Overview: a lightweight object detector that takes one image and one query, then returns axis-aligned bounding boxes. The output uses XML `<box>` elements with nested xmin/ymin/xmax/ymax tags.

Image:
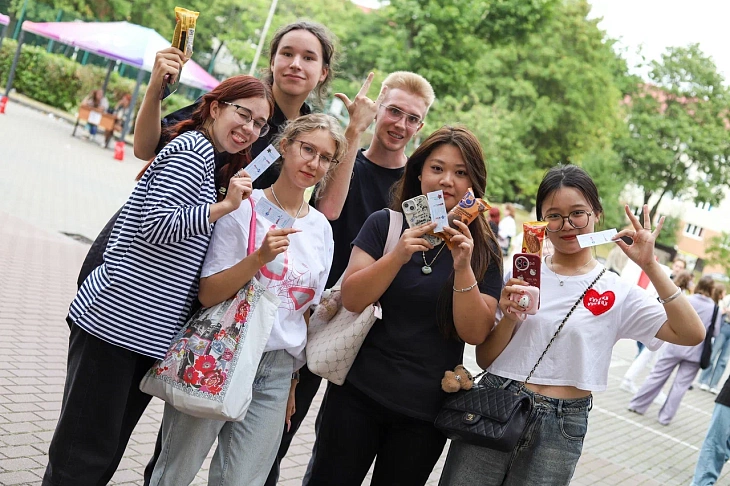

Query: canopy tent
<box><xmin>0</xmin><ymin>13</ymin><xmax>9</xmax><ymax>25</ymax></box>
<box><xmin>22</xmin><ymin>20</ymin><xmax>218</xmax><ymax>91</ymax></box>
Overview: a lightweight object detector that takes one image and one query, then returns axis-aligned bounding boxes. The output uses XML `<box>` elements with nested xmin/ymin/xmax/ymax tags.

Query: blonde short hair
<box><xmin>382</xmin><ymin>71</ymin><xmax>435</xmax><ymax>112</ymax></box>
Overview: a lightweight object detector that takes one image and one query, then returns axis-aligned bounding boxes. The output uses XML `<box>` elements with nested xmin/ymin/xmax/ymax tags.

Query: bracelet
<box><xmin>453</xmin><ymin>281</ymin><xmax>479</xmax><ymax>293</ymax></box>
<box><xmin>292</xmin><ymin>370</ymin><xmax>300</xmax><ymax>383</ymax></box>
<box><xmin>657</xmin><ymin>287</ymin><xmax>682</xmax><ymax>305</ymax></box>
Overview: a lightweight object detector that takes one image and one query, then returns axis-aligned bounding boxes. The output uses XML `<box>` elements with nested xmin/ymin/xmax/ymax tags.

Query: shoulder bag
<box><xmin>434</xmin><ymin>268</ymin><xmax>606</xmax><ymax>452</ymax></box>
<box><xmin>306</xmin><ymin>209</ymin><xmax>403</xmax><ymax>385</ymax></box>
<box><xmin>140</xmin><ymin>198</ymin><xmax>280</xmax><ymax>421</ymax></box>
<box><xmin>701</xmin><ymin>304</ymin><xmax>720</xmax><ymax>370</ymax></box>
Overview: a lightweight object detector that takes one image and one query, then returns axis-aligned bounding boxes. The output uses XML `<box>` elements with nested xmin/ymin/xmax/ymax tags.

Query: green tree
<box><xmin>614</xmin><ymin>44</ymin><xmax>730</xmax><ymax>221</ymax></box>
<box><xmin>705</xmin><ymin>232</ymin><xmax>730</xmax><ymax>276</ymax></box>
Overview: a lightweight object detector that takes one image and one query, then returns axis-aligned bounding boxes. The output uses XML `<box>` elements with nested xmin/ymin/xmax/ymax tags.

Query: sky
<box><xmin>588</xmin><ymin>0</ymin><xmax>729</xmax><ymax>80</ymax></box>
<box><xmin>351</xmin><ymin>0</ymin><xmax>730</xmax><ymax>81</ymax></box>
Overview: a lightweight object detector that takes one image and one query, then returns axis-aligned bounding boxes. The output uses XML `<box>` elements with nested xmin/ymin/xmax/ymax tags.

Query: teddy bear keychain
<box><xmin>441</xmin><ymin>364</ymin><xmax>475</xmax><ymax>393</ymax></box>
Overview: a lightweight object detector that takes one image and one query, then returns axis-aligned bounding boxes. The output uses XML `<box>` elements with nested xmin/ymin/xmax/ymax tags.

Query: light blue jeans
<box><xmin>691</xmin><ymin>403</ymin><xmax>730</xmax><ymax>486</ymax></box>
<box><xmin>149</xmin><ymin>350</ymin><xmax>294</xmax><ymax>486</ymax></box>
<box><xmin>438</xmin><ymin>374</ymin><xmax>591</xmax><ymax>486</ymax></box>
<box><xmin>700</xmin><ymin>321</ymin><xmax>730</xmax><ymax>389</ymax></box>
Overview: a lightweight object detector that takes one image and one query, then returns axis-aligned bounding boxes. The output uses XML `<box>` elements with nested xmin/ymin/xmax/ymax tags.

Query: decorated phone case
<box><xmin>513</xmin><ymin>253</ymin><xmax>541</xmax><ymax>309</ymax></box>
<box><xmin>402</xmin><ymin>195</ymin><xmax>442</xmax><ymax>246</ymax></box>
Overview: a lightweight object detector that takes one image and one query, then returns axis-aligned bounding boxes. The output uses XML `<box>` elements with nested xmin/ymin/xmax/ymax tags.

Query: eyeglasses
<box><xmin>293</xmin><ymin>140</ymin><xmax>338</xmax><ymax>167</ymax></box>
<box><xmin>542</xmin><ymin>210</ymin><xmax>593</xmax><ymax>232</ymax></box>
<box><xmin>222</xmin><ymin>102</ymin><xmax>270</xmax><ymax>137</ymax></box>
<box><xmin>380</xmin><ymin>104</ymin><xmax>423</xmax><ymax>128</ymax></box>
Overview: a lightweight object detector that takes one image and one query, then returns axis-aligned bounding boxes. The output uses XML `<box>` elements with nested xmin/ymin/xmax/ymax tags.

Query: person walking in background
<box><xmin>81</xmin><ymin>88</ymin><xmax>109</xmax><ymax>139</ymax></box>
<box><xmin>691</xmin><ymin>375</ymin><xmax>730</xmax><ymax>485</ymax></box>
<box><xmin>497</xmin><ymin>203</ymin><xmax>516</xmax><ymax>256</ymax></box>
<box><xmin>699</xmin><ymin>284</ymin><xmax>729</xmax><ymax>394</ymax></box>
<box><xmin>488</xmin><ymin>206</ymin><xmax>500</xmax><ymax>239</ymax></box>
<box><xmin>104</xmin><ymin>93</ymin><xmax>132</xmax><ymax>148</ymax></box>
<box><xmin>43</xmin><ymin>75</ymin><xmax>273</xmax><ymax>486</ymax></box>
<box><xmin>628</xmin><ymin>276</ymin><xmax>722</xmax><ymax>426</ymax></box>
<box><xmin>670</xmin><ymin>257</ymin><xmax>687</xmax><ymax>280</ymax></box>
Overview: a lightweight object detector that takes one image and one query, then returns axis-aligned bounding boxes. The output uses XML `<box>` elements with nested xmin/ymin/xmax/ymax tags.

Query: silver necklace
<box><xmin>421</xmin><ymin>244</ymin><xmax>447</xmax><ymax>275</ymax></box>
<box><xmin>546</xmin><ymin>255</ymin><xmax>595</xmax><ymax>286</ymax></box>
<box><xmin>270</xmin><ymin>186</ymin><xmax>306</xmax><ymax>219</ymax></box>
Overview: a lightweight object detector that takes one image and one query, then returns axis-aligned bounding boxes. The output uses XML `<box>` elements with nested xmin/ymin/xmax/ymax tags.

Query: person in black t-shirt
<box><xmin>692</xmin><ymin>377</ymin><xmax>730</xmax><ymax>485</ymax></box>
<box><xmin>267</xmin><ymin>71</ymin><xmax>436</xmax><ymax>486</ymax></box>
<box><xmin>305</xmin><ymin>126</ymin><xmax>503</xmax><ymax>486</ymax></box>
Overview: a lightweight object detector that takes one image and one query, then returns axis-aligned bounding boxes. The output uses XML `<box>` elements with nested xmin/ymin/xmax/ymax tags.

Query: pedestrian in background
<box><xmin>699</xmin><ymin>284</ymin><xmax>729</xmax><ymax>394</ymax></box>
<box><xmin>628</xmin><ymin>276</ymin><xmax>722</xmax><ymax>426</ymax></box>
<box><xmin>498</xmin><ymin>203</ymin><xmax>516</xmax><ymax>256</ymax></box>
<box><xmin>691</xmin><ymin>374</ymin><xmax>730</xmax><ymax>485</ymax></box>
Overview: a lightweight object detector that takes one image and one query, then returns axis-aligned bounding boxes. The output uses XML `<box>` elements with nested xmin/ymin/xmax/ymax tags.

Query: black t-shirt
<box><xmin>325</xmin><ymin>150</ymin><xmax>404</xmax><ymax>288</ymax></box>
<box><xmin>346</xmin><ymin>209</ymin><xmax>503</xmax><ymax>421</ymax></box>
<box><xmin>76</xmin><ymin>100</ymin><xmax>311</xmax><ymax>288</ymax></box>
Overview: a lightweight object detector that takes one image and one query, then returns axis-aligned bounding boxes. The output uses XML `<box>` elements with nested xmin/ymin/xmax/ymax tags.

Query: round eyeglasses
<box><xmin>293</xmin><ymin>140</ymin><xmax>338</xmax><ymax>167</ymax></box>
<box><xmin>222</xmin><ymin>101</ymin><xmax>270</xmax><ymax>137</ymax></box>
<box><xmin>542</xmin><ymin>210</ymin><xmax>593</xmax><ymax>232</ymax></box>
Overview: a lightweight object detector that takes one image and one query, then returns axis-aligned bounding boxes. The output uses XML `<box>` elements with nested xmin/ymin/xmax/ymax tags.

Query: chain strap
<box><xmin>522</xmin><ymin>268</ymin><xmax>605</xmax><ymax>388</ymax></box>
<box><xmin>470</xmin><ymin>268</ymin><xmax>606</xmax><ymax>387</ymax></box>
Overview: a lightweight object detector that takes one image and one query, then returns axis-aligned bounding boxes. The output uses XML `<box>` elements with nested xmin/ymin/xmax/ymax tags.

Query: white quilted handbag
<box><xmin>306</xmin><ymin>209</ymin><xmax>403</xmax><ymax>385</ymax></box>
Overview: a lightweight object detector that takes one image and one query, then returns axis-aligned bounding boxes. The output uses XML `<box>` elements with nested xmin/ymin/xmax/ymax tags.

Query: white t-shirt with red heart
<box><xmin>488</xmin><ymin>262</ymin><xmax>667</xmax><ymax>392</ymax></box>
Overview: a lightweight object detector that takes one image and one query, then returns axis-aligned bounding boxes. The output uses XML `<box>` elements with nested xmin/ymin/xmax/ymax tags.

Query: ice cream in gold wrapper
<box><xmin>522</xmin><ymin>221</ymin><xmax>548</xmax><ymax>257</ymax></box>
<box><xmin>172</xmin><ymin>7</ymin><xmax>199</xmax><ymax>59</ymax></box>
<box><xmin>435</xmin><ymin>188</ymin><xmax>490</xmax><ymax>249</ymax></box>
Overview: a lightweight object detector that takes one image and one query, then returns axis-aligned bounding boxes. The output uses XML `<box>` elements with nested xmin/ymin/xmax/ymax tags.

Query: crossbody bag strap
<box><xmin>522</xmin><ymin>268</ymin><xmax>606</xmax><ymax>387</ymax></box>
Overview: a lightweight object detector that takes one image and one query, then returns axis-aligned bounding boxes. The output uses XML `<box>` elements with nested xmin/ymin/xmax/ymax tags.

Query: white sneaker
<box><xmin>700</xmin><ymin>383</ymin><xmax>710</xmax><ymax>391</ymax></box>
<box><xmin>620</xmin><ymin>379</ymin><xmax>637</xmax><ymax>394</ymax></box>
<box><xmin>711</xmin><ymin>388</ymin><xmax>720</xmax><ymax>395</ymax></box>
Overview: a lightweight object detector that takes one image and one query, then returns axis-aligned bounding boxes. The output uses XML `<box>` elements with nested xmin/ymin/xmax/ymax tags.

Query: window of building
<box><xmin>683</xmin><ymin>223</ymin><xmax>704</xmax><ymax>238</ymax></box>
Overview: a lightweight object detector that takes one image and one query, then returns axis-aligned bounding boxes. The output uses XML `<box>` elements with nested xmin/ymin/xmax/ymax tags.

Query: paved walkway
<box><xmin>1</xmin><ymin>99</ymin><xmax>729</xmax><ymax>485</ymax></box>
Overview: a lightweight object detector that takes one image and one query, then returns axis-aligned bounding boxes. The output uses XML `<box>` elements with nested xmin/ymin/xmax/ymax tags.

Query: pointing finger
<box><xmin>357</xmin><ymin>72</ymin><xmax>375</xmax><ymax>97</ymax></box>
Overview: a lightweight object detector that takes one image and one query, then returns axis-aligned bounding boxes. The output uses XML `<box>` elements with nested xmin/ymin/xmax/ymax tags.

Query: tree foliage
<box><xmin>614</xmin><ymin>44</ymin><xmax>730</xmax><ymax>221</ymax></box>
<box><xmin>705</xmin><ymin>232</ymin><xmax>730</xmax><ymax>277</ymax></box>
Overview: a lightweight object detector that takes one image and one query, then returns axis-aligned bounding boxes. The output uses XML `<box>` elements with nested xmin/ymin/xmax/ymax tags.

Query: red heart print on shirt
<box><xmin>583</xmin><ymin>289</ymin><xmax>615</xmax><ymax>316</ymax></box>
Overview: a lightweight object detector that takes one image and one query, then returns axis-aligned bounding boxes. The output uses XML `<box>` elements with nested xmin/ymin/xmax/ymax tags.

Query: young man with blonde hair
<box><xmin>265</xmin><ymin>70</ymin><xmax>434</xmax><ymax>485</ymax></box>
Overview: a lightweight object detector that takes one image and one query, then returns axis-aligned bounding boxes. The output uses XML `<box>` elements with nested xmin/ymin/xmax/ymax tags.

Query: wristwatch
<box><xmin>292</xmin><ymin>370</ymin><xmax>300</xmax><ymax>383</ymax></box>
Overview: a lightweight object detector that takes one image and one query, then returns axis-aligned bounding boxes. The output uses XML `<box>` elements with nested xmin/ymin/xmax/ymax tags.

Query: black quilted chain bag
<box><xmin>434</xmin><ymin>269</ymin><xmax>606</xmax><ymax>452</ymax></box>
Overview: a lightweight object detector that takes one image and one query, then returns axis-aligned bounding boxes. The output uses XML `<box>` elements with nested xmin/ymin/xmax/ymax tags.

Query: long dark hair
<box><xmin>136</xmin><ymin>75</ymin><xmax>274</xmax><ymax>187</ymax></box>
<box><xmin>391</xmin><ymin>126</ymin><xmax>503</xmax><ymax>340</ymax></box>
<box><xmin>263</xmin><ymin>21</ymin><xmax>337</xmax><ymax>107</ymax></box>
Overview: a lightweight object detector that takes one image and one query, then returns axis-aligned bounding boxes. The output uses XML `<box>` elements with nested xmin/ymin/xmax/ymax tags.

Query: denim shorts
<box><xmin>438</xmin><ymin>373</ymin><xmax>591</xmax><ymax>486</ymax></box>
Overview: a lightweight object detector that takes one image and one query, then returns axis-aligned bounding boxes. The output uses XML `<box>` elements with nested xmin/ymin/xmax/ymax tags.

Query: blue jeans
<box><xmin>149</xmin><ymin>350</ymin><xmax>294</xmax><ymax>486</ymax></box>
<box><xmin>438</xmin><ymin>374</ymin><xmax>591</xmax><ymax>486</ymax></box>
<box><xmin>691</xmin><ymin>403</ymin><xmax>730</xmax><ymax>486</ymax></box>
<box><xmin>700</xmin><ymin>322</ymin><xmax>730</xmax><ymax>389</ymax></box>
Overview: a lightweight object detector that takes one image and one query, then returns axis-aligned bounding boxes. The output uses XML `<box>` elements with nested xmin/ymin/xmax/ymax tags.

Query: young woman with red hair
<box><xmin>43</xmin><ymin>75</ymin><xmax>274</xmax><ymax>486</ymax></box>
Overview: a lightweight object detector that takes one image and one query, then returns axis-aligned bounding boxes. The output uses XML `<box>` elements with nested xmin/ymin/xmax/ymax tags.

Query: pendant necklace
<box><xmin>546</xmin><ymin>255</ymin><xmax>595</xmax><ymax>286</ymax></box>
<box><xmin>421</xmin><ymin>244</ymin><xmax>447</xmax><ymax>275</ymax></box>
<box><xmin>270</xmin><ymin>186</ymin><xmax>306</xmax><ymax>219</ymax></box>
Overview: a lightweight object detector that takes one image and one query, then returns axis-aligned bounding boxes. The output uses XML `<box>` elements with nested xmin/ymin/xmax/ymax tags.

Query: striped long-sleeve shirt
<box><xmin>69</xmin><ymin>130</ymin><xmax>217</xmax><ymax>358</ymax></box>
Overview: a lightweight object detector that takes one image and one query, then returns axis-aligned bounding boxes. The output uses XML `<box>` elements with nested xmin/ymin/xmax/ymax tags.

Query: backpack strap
<box><xmin>384</xmin><ymin>209</ymin><xmax>403</xmax><ymax>256</ymax></box>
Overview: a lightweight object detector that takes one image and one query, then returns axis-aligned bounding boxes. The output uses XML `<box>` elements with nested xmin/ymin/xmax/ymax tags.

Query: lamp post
<box><xmin>249</xmin><ymin>0</ymin><xmax>279</xmax><ymax>76</ymax></box>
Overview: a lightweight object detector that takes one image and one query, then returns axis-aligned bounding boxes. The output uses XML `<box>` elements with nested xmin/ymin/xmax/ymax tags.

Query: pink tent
<box><xmin>0</xmin><ymin>13</ymin><xmax>9</xmax><ymax>26</ymax></box>
<box><xmin>22</xmin><ymin>20</ymin><xmax>218</xmax><ymax>91</ymax></box>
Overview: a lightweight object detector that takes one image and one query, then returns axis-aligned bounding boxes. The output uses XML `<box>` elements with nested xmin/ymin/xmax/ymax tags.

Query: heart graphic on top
<box><xmin>261</xmin><ymin>250</ymin><xmax>288</xmax><ymax>281</ymax></box>
<box><xmin>289</xmin><ymin>287</ymin><xmax>316</xmax><ymax>310</ymax></box>
<box><xmin>583</xmin><ymin>289</ymin><xmax>615</xmax><ymax>316</ymax></box>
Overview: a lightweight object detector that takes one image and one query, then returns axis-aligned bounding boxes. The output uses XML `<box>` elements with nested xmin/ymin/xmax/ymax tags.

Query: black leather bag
<box><xmin>700</xmin><ymin>305</ymin><xmax>720</xmax><ymax>370</ymax></box>
<box><xmin>435</xmin><ymin>381</ymin><xmax>531</xmax><ymax>451</ymax></box>
<box><xmin>435</xmin><ymin>269</ymin><xmax>606</xmax><ymax>451</ymax></box>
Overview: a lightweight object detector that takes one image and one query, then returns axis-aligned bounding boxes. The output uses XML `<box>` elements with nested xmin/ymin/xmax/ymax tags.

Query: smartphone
<box><xmin>402</xmin><ymin>195</ymin><xmax>442</xmax><ymax>246</ymax></box>
<box><xmin>513</xmin><ymin>253</ymin><xmax>541</xmax><ymax>291</ymax></box>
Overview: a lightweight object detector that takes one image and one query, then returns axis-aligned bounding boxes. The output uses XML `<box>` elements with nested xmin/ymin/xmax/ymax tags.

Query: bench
<box><xmin>72</xmin><ymin>105</ymin><xmax>117</xmax><ymax>143</ymax></box>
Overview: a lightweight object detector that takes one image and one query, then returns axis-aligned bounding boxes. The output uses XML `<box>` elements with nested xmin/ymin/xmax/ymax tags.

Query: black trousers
<box><xmin>141</xmin><ymin>363</ymin><xmax>324</xmax><ymax>486</ymax></box>
<box><xmin>305</xmin><ymin>381</ymin><xmax>447</xmax><ymax>486</ymax></box>
<box><xmin>43</xmin><ymin>322</ymin><xmax>156</xmax><ymax>486</ymax></box>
